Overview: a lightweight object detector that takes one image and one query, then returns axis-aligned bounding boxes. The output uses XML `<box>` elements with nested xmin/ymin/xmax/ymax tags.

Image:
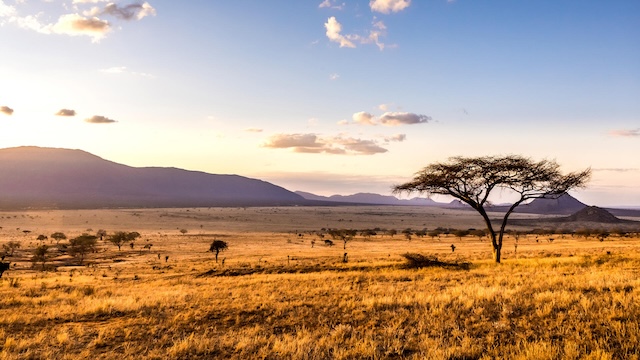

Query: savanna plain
<box><xmin>1</xmin><ymin>206</ymin><xmax>639</xmax><ymax>359</ymax></box>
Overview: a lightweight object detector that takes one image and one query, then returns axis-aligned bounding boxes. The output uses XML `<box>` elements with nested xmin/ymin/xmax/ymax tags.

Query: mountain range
<box><xmin>0</xmin><ymin>146</ymin><xmax>637</xmax><ymax>217</ymax></box>
<box><xmin>0</xmin><ymin>146</ymin><xmax>306</xmax><ymax>209</ymax></box>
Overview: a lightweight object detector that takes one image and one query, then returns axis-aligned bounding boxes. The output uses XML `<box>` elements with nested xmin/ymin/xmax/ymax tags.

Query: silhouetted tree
<box><xmin>50</xmin><ymin>232</ymin><xmax>67</xmax><ymax>244</ymax></box>
<box><xmin>394</xmin><ymin>155</ymin><xmax>590</xmax><ymax>263</ymax></box>
<box><xmin>180</xmin><ymin>229</ymin><xmax>188</xmax><ymax>235</ymax></box>
<box><xmin>96</xmin><ymin>229</ymin><xmax>107</xmax><ymax>241</ymax></box>
<box><xmin>2</xmin><ymin>241</ymin><xmax>20</xmax><ymax>256</ymax></box>
<box><xmin>32</xmin><ymin>245</ymin><xmax>48</xmax><ymax>270</ymax></box>
<box><xmin>109</xmin><ymin>231</ymin><xmax>141</xmax><ymax>251</ymax></box>
<box><xmin>68</xmin><ymin>234</ymin><xmax>97</xmax><ymax>265</ymax></box>
<box><xmin>209</xmin><ymin>240</ymin><xmax>228</xmax><ymax>263</ymax></box>
<box><xmin>36</xmin><ymin>234</ymin><xmax>48</xmax><ymax>242</ymax></box>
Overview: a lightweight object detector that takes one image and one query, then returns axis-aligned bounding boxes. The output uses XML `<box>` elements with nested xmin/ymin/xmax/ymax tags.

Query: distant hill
<box><xmin>294</xmin><ymin>191</ymin><xmax>441</xmax><ymax>206</ymax></box>
<box><xmin>0</xmin><ymin>146</ymin><xmax>307</xmax><ymax>209</ymax></box>
<box><xmin>518</xmin><ymin>193</ymin><xmax>587</xmax><ymax>214</ymax></box>
<box><xmin>564</xmin><ymin>206</ymin><xmax>621</xmax><ymax>223</ymax></box>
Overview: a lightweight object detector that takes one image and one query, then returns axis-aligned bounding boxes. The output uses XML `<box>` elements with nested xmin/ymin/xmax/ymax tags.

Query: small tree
<box><xmin>2</xmin><ymin>241</ymin><xmax>21</xmax><ymax>256</ymax></box>
<box><xmin>209</xmin><ymin>240</ymin><xmax>228</xmax><ymax>263</ymax></box>
<box><xmin>50</xmin><ymin>232</ymin><xmax>67</xmax><ymax>244</ymax></box>
<box><xmin>394</xmin><ymin>155</ymin><xmax>590</xmax><ymax>263</ymax></box>
<box><xmin>96</xmin><ymin>229</ymin><xmax>107</xmax><ymax>241</ymax></box>
<box><xmin>37</xmin><ymin>234</ymin><xmax>48</xmax><ymax>242</ymax></box>
<box><xmin>180</xmin><ymin>229</ymin><xmax>188</xmax><ymax>235</ymax></box>
<box><xmin>32</xmin><ymin>244</ymin><xmax>48</xmax><ymax>270</ymax></box>
<box><xmin>68</xmin><ymin>234</ymin><xmax>97</xmax><ymax>265</ymax></box>
<box><xmin>109</xmin><ymin>231</ymin><xmax>140</xmax><ymax>251</ymax></box>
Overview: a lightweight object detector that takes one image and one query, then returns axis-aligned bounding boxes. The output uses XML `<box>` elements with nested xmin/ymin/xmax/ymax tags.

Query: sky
<box><xmin>0</xmin><ymin>0</ymin><xmax>639</xmax><ymax>206</ymax></box>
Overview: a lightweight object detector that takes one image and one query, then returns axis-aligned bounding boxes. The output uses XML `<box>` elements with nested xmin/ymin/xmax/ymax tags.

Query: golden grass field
<box><xmin>1</xmin><ymin>206</ymin><xmax>639</xmax><ymax>359</ymax></box>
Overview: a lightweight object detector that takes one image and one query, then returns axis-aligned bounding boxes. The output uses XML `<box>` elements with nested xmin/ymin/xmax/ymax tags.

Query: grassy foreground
<box><xmin>0</xmin><ymin>207</ymin><xmax>639</xmax><ymax>359</ymax></box>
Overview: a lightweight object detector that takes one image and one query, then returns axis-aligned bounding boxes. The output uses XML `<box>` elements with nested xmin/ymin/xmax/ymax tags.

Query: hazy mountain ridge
<box><xmin>294</xmin><ymin>191</ymin><xmax>442</xmax><ymax>206</ymax></box>
<box><xmin>0</xmin><ymin>146</ymin><xmax>306</xmax><ymax>209</ymax></box>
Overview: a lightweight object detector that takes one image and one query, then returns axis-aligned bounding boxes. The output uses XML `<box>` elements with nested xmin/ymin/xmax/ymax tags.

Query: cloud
<box><xmin>379</xmin><ymin>112</ymin><xmax>431</xmax><ymax>126</ymax></box>
<box><xmin>609</xmin><ymin>129</ymin><xmax>640</xmax><ymax>137</ymax></box>
<box><xmin>325</xmin><ymin>17</ymin><xmax>355</xmax><ymax>48</ymax></box>
<box><xmin>264</xmin><ymin>133</ymin><xmax>323</xmax><ymax>149</ymax></box>
<box><xmin>1</xmin><ymin>106</ymin><xmax>14</xmax><ymax>115</ymax></box>
<box><xmin>338</xmin><ymin>137</ymin><xmax>388</xmax><ymax>154</ymax></box>
<box><xmin>336</xmin><ymin>119</ymin><xmax>349</xmax><ymax>126</ymax></box>
<box><xmin>1</xmin><ymin>1</ymin><xmax>154</xmax><ymax>41</ymax></box>
<box><xmin>329</xmin><ymin>73</ymin><xmax>340</xmax><ymax>80</ymax></box>
<box><xmin>352</xmin><ymin>111</ymin><xmax>376</xmax><ymax>126</ymax></box>
<box><xmin>85</xmin><ymin>115</ymin><xmax>116</xmax><ymax>124</ymax></box>
<box><xmin>378</xmin><ymin>103</ymin><xmax>390</xmax><ymax>111</ymax></box>
<box><xmin>344</xmin><ymin>110</ymin><xmax>431</xmax><ymax>126</ymax></box>
<box><xmin>55</xmin><ymin>109</ymin><xmax>76</xmax><ymax>116</ymax></box>
<box><xmin>263</xmin><ymin>133</ymin><xmax>390</xmax><ymax>155</ymax></box>
<box><xmin>370</xmin><ymin>0</ymin><xmax>411</xmax><ymax>14</ymax></box>
<box><xmin>318</xmin><ymin>0</ymin><xmax>344</xmax><ymax>9</ymax></box>
<box><xmin>100</xmin><ymin>66</ymin><xmax>155</xmax><ymax>78</ymax></box>
<box><xmin>383</xmin><ymin>134</ymin><xmax>406</xmax><ymax>142</ymax></box>
<box><xmin>593</xmin><ymin>168</ymin><xmax>638</xmax><ymax>173</ymax></box>
<box><xmin>52</xmin><ymin>13</ymin><xmax>110</xmax><ymax>42</ymax></box>
<box><xmin>324</xmin><ymin>16</ymin><xmax>390</xmax><ymax>50</ymax></box>
<box><xmin>244</xmin><ymin>128</ymin><xmax>263</xmax><ymax>133</ymax></box>
<box><xmin>90</xmin><ymin>2</ymin><xmax>156</xmax><ymax>21</ymax></box>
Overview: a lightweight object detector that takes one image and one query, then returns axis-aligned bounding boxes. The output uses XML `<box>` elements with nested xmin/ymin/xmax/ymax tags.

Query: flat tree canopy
<box><xmin>394</xmin><ymin>155</ymin><xmax>590</xmax><ymax>263</ymax></box>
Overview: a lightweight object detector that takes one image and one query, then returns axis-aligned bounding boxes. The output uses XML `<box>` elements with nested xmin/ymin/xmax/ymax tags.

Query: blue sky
<box><xmin>1</xmin><ymin>0</ymin><xmax>638</xmax><ymax>206</ymax></box>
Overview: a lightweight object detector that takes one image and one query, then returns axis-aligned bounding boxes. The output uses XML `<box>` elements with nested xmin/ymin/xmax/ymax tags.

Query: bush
<box><xmin>401</xmin><ymin>253</ymin><xmax>470</xmax><ymax>270</ymax></box>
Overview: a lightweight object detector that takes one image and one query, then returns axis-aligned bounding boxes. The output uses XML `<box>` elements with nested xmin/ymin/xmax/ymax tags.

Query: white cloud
<box><xmin>1</xmin><ymin>1</ymin><xmax>154</xmax><ymax>41</ymax></box>
<box><xmin>329</xmin><ymin>73</ymin><xmax>340</xmax><ymax>80</ymax></box>
<box><xmin>379</xmin><ymin>112</ymin><xmax>431</xmax><ymax>126</ymax></box>
<box><xmin>263</xmin><ymin>133</ymin><xmax>389</xmax><ymax>155</ymax></box>
<box><xmin>52</xmin><ymin>13</ymin><xmax>110</xmax><ymax>42</ymax></box>
<box><xmin>378</xmin><ymin>103</ymin><xmax>390</xmax><ymax>111</ymax></box>
<box><xmin>352</xmin><ymin>111</ymin><xmax>376</xmax><ymax>126</ymax></box>
<box><xmin>244</xmin><ymin>128</ymin><xmax>263</xmax><ymax>133</ymax></box>
<box><xmin>325</xmin><ymin>16</ymin><xmax>355</xmax><ymax>48</ymax></box>
<box><xmin>370</xmin><ymin>0</ymin><xmax>411</xmax><ymax>14</ymax></box>
<box><xmin>319</xmin><ymin>0</ymin><xmax>344</xmax><ymax>10</ymax></box>
<box><xmin>100</xmin><ymin>66</ymin><xmax>155</xmax><ymax>78</ymax></box>
<box><xmin>0</xmin><ymin>1</ymin><xmax>17</xmax><ymax>18</ymax></box>
<box><xmin>324</xmin><ymin>16</ymin><xmax>390</xmax><ymax>50</ymax></box>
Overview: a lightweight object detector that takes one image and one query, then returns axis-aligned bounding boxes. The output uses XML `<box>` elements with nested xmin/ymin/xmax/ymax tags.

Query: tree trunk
<box><xmin>493</xmin><ymin>245</ymin><xmax>502</xmax><ymax>263</ymax></box>
<box><xmin>215</xmin><ymin>250</ymin><xmax>219</xmax><ymax>263</ymax></box>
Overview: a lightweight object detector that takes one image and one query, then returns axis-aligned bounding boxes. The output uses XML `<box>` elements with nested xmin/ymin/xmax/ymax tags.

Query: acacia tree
<box><xmin>50</xmin><ymin>232</ymin><xmax>67</xmax><ymax>244</ymax></box>
<box><xmin>209</xmin><ymin>240</ymin><xmax>228</xmax><ymax>263</ymax></box>
<box><xmin>68</xmin><ymin>234</ymin><xmax>97</xmax><ymax>265</ymax></box>
<box><xmin>394</xmin><ymin>155</ymin><xmax>590</xmax><ymax>263</ymax></box>
<box><xmin>32</xmin><ymin>245</ymin><xmax>48</xmax><ymax>270</ymax></box>
<box><xmin>109</xmin><ymin>231</ymin><xmax>140</xmax><ymax>251</ymax></box>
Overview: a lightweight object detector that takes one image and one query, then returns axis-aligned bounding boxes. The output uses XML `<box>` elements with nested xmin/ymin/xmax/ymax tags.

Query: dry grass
<box><xmin>1</xmin><ymin>207</ymin><xmax>639</xmax><ymax>359</ymax></box>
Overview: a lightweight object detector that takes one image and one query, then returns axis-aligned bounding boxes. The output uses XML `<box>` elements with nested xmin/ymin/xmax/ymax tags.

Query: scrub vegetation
<box><xmin>0</xmin><ymin>207</ymin><xmax>638</xmax><ymax>359</ymax></box>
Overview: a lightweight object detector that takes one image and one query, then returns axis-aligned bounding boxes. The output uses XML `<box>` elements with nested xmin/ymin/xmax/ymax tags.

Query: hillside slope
<box><xmin>0</xmin><ymin>147</ymin><xmax>306</xmax><ymax>209</ymax></box>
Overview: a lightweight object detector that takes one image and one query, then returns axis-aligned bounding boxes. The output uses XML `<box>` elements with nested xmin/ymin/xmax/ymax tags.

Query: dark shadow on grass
<box><xmin>401</xmin><ymin>253</ymin><xmax>471</xmax><ymax>270</ymax></box>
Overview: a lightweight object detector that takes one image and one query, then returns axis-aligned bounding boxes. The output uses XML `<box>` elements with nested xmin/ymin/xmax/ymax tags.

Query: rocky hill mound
<box><xmin>564</xmin><ymin>206</ymin><xmax>622</xmax><ymax>223</ymax></box>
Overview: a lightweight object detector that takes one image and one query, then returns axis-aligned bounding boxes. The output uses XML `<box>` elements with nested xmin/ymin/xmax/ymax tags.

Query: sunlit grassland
<box><xmin>1</xmin><ymin>207</ymin><xmax>639</xmax><ymax>359</ymax></box>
